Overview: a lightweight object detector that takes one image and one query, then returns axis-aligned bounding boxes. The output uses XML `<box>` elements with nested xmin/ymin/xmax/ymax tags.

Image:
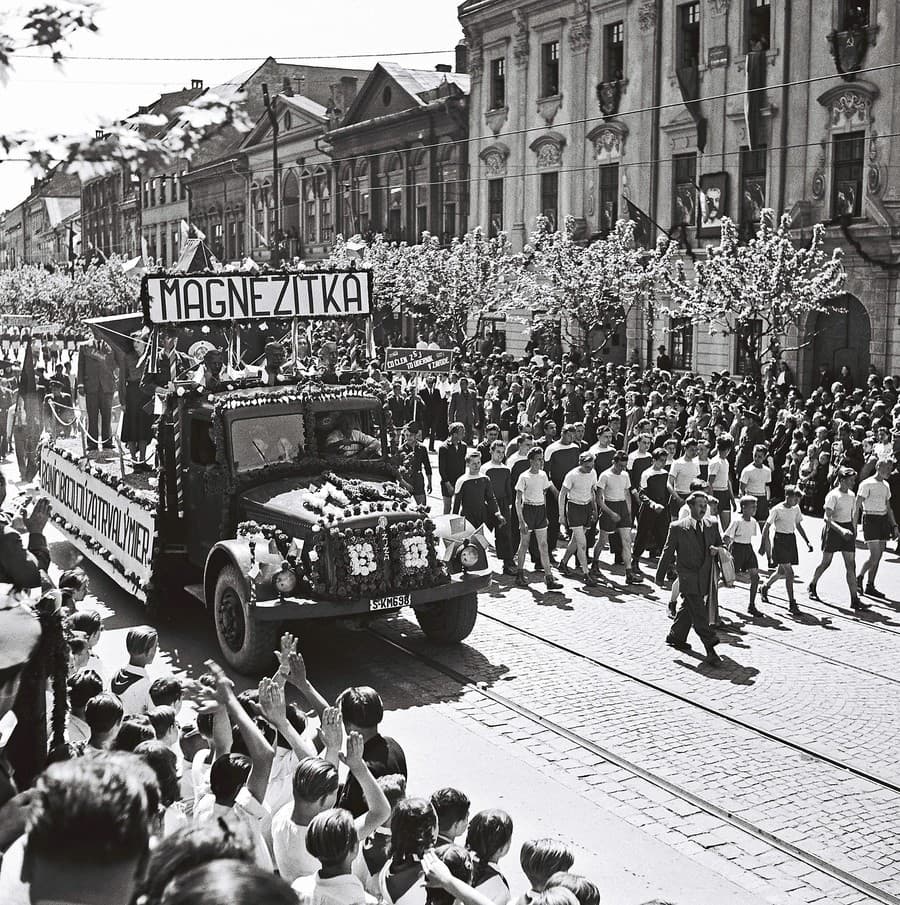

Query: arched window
<box><xmin>357</xmin><ymin>159</ymin><xmax>371</xmax><ymax>236</ymax></box>
<box><xmin>304</xmin><ymin>177</ymin><xmax>317</xmax><ymax>243</ymax></box>
<box><xmin>382</xmin><ymin>152</ymin><xmax>404</xmax><ymax>241</ymax></box>
<box><xmin>316</xmin><ymin>167</ymin><xmax>332</xmax><ymax>242</ymax></box>
<box><xmin>339</xmin><ymin>163</ymin><xmax>354</xmax><ymax>237</ymax></box>
<box><xmin>439</xmin><ymin>143</ymin><xmax>460</xmax><ymax>243</ymax></box>
<box><xmin>412</xmin><ymin>148</ymin><xmax>429</xmax><ymax>240</ymax></box>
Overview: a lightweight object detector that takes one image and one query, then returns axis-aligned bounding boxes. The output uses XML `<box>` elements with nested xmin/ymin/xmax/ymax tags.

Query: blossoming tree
<box><xmin>661</xmin><ymin>212</ymin><xmax>846</xmax><ymax>379</ymax></box>
<box><xmin>526</xmin><ymin>216</ymin><xmax>674</xmax><ymax>358</ymax></box>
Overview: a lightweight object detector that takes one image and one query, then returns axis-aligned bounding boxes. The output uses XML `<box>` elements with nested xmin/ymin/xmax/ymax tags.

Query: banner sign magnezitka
<box><xmin>142</xmin><ymin>270</ymin><xmax>373</xmax><ymax>325</ymax></box>
<box><xmin>384</xmin><ymin>347</ymin><xmax>454</xmax><ymax>374</ymax></box>
<box><xmin>39</xmin><ymin>447</ymin><xmax>156</xmax><ymax>591</ymax></box>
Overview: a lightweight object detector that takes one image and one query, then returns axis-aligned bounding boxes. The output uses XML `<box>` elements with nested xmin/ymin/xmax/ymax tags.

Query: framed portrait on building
<box><xmin>698</xmin><ymin>172</ymin><xmax>728</xmax><ymax>237</ymax></box>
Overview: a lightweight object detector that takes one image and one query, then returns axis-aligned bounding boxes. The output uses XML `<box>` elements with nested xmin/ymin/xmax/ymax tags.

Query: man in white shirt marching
<box><xmin>667</xmin><ymin>438</ymin><xmax>701</xmax><ymax>519</ymax></box>
<box><xmin>558</xmin><ymin>451</ymin><xmax>600</xmax><ymax>587</ymax></box>
<box><xmin>855</xmin><ymin>457</ymin><xmax>899</xmax><ymax>599</ymax></box>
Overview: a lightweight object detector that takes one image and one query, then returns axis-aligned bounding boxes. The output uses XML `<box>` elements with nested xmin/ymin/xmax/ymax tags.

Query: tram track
<box><xmin>369</xmin><ymin>616</ymin><xmax>900</xmax><ymax>905</ymax></box>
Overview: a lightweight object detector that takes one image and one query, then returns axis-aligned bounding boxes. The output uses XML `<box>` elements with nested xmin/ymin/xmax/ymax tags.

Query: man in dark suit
<box><xmin>417</xmin><ymin>375</ymin><xmax>446</xmax><ymax>452</ymax></box>
<box><xmin>655</xmin><ymin>491</ymin><xmax>723</xmax><ymax>667</ymax></box>
<box><xmin>76</xmin><ymin>339</ymin><xmax>117</xmax><ymax>451</ymax></box>
<box><xmin>448</xmin><ymin>377</ymin><xmax>479</xmax><ymax>445</ymax></box>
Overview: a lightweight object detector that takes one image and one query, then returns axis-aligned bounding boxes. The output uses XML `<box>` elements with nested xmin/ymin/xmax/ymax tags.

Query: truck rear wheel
<box><xmin>414</xmin><ymin>593</ymin><xmax>478</xmax><ymax>643</ymax></box>
<box><xmin>213</xmin><ymin>565</ymin><xmax>280</xmax><ymax>675</ymax></box>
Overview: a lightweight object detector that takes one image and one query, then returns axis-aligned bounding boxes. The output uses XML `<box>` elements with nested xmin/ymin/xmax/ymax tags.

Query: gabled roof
<box><xmin>240</xmin><ymin>93</ymin><xmax>329</xmax><ymax>149</ymax></box>
<box><xmin>341</xmin><ymin>62</ymin><xmax>469</xmax><ymax>126</ymax></box>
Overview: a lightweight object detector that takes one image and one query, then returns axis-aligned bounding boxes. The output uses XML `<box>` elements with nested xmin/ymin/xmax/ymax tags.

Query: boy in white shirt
<box><xmin>110</xmin><ymin>626</ymin><xmax>157</xmax><ymax>714</ymax></box>
<box><xmin>855</xmin><ymin>457</ymin><xmax>899</xmax><ymax>599</ymax></box>
<box><xmin>514</xmin><ymin>447</ymin><xmax>562</xmax><ymax>590</ymax></box>
<box><xmin>723</xmin><ymin>496</ymin><xmax>762</xmax><ymax>616</ymax></box>
<box><xmin>739</xmin><ymin>444</ymin><xmax>772</xmax><ymax>524</ymax></box>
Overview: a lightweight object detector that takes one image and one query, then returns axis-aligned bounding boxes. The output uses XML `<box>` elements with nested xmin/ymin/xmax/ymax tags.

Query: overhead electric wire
<box><xmin>13</xmin><ymin>49</ymin><xmax>455</xmax><ymax>62</ymax></box>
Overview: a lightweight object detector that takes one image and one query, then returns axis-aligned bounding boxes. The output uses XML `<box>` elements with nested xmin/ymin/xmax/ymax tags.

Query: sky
<box><xmin>0</xmin><ymin>0</ymin><xmax>463</xmax><ymax>211</ymax></box>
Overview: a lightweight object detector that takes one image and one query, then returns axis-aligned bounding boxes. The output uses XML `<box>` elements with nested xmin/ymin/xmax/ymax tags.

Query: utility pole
<box><xmin>261</xmin><ymin>83</ymin><xmax>281</xmax><ymax>267</ymax></box>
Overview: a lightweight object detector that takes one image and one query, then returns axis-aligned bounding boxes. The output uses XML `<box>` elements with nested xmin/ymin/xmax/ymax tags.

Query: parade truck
<box><xmin>39</xmin><ymin>266</ymin><xmax>491</xmax><ymax>673</ymax></box>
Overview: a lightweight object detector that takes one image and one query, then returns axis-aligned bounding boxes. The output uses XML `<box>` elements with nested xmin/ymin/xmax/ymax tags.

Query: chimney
<box><xmin>95</xmin><ymin>129</ymin><xmax>105</xmax><ymax>139</ymax></box>
<box><xmin>282</xmin><ymin>76</ymin><xmax>294</xmax><ymax>96</ymax></box>
<box><xmin>191</xmin><ymin>79</ymin><xmax>203</xmax><ymax>90</ymax></box>
<box><xmin>455</xmin><ymin>42</ymin><xmax>469</xmax><ymax>74</ymax></box>
<box><xmin>435</xmin><ymin>63</ymin><xmax>452</xmax><ymax>73</ymax></box>
<box><xmin>138</xmin><ymin>105</ymin><xmax>149</xmax><ymax>114</ymax></box>
<box><xmin>340</xmin><ymin>75</ymin><xmax>359</xmax><ymax>108</ymax></box>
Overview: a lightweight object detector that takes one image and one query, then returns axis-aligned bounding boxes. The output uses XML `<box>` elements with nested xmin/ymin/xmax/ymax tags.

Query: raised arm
<box><xmin>258</xmin><ymin>677</ymin><xmax>316</xmax><ymax>762</ymax></box>
<box><xmin>344</xmin><ymin>731</ymin><xmax>391</xmax><ymax>841</ymax></box>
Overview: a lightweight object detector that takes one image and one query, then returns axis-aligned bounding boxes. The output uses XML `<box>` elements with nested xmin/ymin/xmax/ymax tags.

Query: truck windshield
<box><xmin>314</xmin><ymin>406</ymin><xmax>384</xmax><ymax>460</ymax></box>
<box><xmin>231</xmin><ymin>412</ymin><xmax>306</xmax><ymax>473</ymax></box>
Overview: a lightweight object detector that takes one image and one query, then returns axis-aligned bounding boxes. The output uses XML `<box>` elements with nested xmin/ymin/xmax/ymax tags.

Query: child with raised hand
<box><xmin>111</xmin><ymin>625</ymin><xmax>157</xmax><ymax>713</ymax></box>
<box><xmin>193</xmin><ymin>660</ymin><xmax>275</xmax><ymax>871</ymax></box>
<box><xmin>465</xmin><ymin>809</ymin><xmax>514</xmax><ymax>905</ymax></box>
<box><xmin>355</xmin><ymin>774</ymin><xmax>407</xmax><ymax>895</ymax></box>
<box><xmin>724</xmin><ymin>495</ymin><xmax>762</xmax><ymax>617</ymax></box>
<box><xmin>760</xmin><ymin>484</ymin><xmax>812</xmax><ymax>614</ymax></box>
<box><xmin>512</xmin><ymin>839</ymin><xmax>575</xmax><ymax>905</ymax></box>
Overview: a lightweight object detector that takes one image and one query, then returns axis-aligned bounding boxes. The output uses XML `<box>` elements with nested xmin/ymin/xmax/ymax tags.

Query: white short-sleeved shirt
<box><xmin>562</xmin><ymin>467</ymin><xmax>598</xmax><ymax>505</ymax></box>
<box><xmin>272</xmin><ymin>804</ymin><xmax>318</xmax><ymax>882</ymax></box>
<box><xmin>109</xmin><ymin>665</ymin><xmax>152</xmax><ymax>714</ymax></box>
<box><xmin>515</xmin><ymin>469</ymin><xmax>550</xmax><ymax>505</ymax></box>
<box><xmin>725</xmin><ymin>518</ymin><xmax>759</xmax><ymax>544</ymax></box>
<box><xmin>194</xmin><ymin>789</ymin><xmax>273</xmax><ymax>871</ymax></box>
<box><xmin>824</xmin><ymin>488</ymin><xmax>856</xmax><ymax>523</ymax></box>
<box><xmin>598</xmin><ymin>468</ymin><xmax>631</xmax><ymax>502</ymax></box>
<box><xmin>857</xmin><ymin>477</ymin><xmax>891</xmax><ymax>514</ymax></box>
<box><xmin>293</xmin><ymin>872</ymin><xmax>377</xmax><ymax>905</ymax></box>
<box><xmin>669</xmin><ymin>457</ymin><xmax>701</xmax><ymax>493</ymax></box>
<box><xmin>707</xmin><ymin>456</ymin><xmax>731</xmax><ymax>491</ymax></box>
<box><xmin>740</xmin><ymin>463</ymin><xmax>772</xmax><ymax>496</ymax></box>
<box><xmin>766</xmin><ymin>503</ymin><xmax>802</xmax><ymax>533</ymax></box>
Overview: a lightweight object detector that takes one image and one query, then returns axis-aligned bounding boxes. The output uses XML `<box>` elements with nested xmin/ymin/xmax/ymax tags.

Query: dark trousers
<box><xmin>546</xmin><ymin>490</ymin><xmax>560</xmax><ymax>552</ymax></box>
<box><xmin>495</xmin><ymin>498</ymin><xmax>513</xmax><ymax>564</ymax></box>
<box><xmin>510</xmin><ymin>507</ymin><xmax>541</xmax><ymax>567</ymax></box>
<box><xmin>85</xmin><ymin>391</ymin><xmax>113</xmax><ymax>450</ymax></box>
<box><xmin>668</xmin><ymin>591</ymin><xmax>718</xmax><ymax>650</ymax></box>
<box><xmin>633</xmin><ymin>506</ymin><xmax>669</xmax><ymax>561</ymax></box>
<box><xmin>13</xmin><ymin>424</ymin><xmax>40</xmax><ymax>482</ymax></box>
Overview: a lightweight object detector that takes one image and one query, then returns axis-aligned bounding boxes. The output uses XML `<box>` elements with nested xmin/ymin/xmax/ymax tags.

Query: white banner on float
<box><xmin>143</xmin><ymin>272</ymin><xmax>372</xmax><ymax>324</ymax></box>
<box><xmin>39</xmin><ymin>448</ymin><xmax>157</xmax><ymax>585</ymax></box>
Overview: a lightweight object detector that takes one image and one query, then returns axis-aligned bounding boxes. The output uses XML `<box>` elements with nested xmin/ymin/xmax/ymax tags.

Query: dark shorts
<box><xmin>753</xmin><ymin>495</ymin><xmax>769</xmax><ymax>522</ymax></box>
<box><xmin>600</xmin><ymin>499</ymin><xmax>632</xmax><ymax>532</ymax></box>
<box><xmin>823</xmin><ymin>521</ymin><xmax>855</xmax><ymax>553</ymax></box>
<box><xmin>863</xmin><ymin>512</ymin><xmax>892</xmax><ymax>542</ymax></box>
<box><xmin>566</xmin><ymin>501</ymin><xmax>594</xmax><ymax>528</ymax></box>
<box><xmin>731</xmin><ymin>542</ymin><xmax>758</xmax><ymax>572</ymax></box>
<box><xmin>522</xmin><ymin>503</ymin><xmax>548</xmax><ymax>531</ymax></box>
<box><xmin>713</xmin><ymin>489</ymin><xmax>731</xmax><ymax>511</ymax></box>
<box><xmin>772</xmin><ymin>532</ymin><xmax>799</xmax><ymax>565</ymax></box>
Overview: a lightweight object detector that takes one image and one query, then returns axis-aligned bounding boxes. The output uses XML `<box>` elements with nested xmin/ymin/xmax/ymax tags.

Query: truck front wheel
<box><xmin>213</xmin><ymin>565</ymin><xmax>281</xmax><ymax>675</ymax></box>
<box><xmin>414</xmin><ymin>593</ymin><xmax>478</xmax><ymax>644</ymax></box>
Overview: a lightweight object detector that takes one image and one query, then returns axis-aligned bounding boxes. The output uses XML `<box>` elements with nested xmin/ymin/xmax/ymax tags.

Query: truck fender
<box><xmin>203</xmin><ymin>540</ymin><xmax>284</xmax><ymax>608</ymax></box>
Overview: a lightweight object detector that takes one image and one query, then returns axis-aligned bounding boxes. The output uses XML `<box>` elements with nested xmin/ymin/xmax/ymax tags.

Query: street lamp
<box><xmin>261</xmin><ymin>83</ymin><xmax>281</xmax><ymax>267</ymax></box>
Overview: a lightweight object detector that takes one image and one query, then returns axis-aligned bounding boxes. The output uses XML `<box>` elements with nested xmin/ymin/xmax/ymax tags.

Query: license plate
<box><xmin>370</xmin><ymin>594</ymin><xmax>410</xmax><ymax>611</ymax></box>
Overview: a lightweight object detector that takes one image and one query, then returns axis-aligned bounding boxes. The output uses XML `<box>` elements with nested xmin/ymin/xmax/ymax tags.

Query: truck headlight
<box><xmin>273</xmin><ymin>562</ymin><xmax>298</xmax><ymax>594</ymax></box>
<box><xmin>460</xmin><ymin>544</ymin><xmax>480</xmax><ymax>570</ymax></box>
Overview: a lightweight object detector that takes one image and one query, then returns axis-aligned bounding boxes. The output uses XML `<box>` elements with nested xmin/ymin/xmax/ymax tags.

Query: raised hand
<box><xmin>204</xmin><ymin>659</ymin><xmax>234</xmax><ymax>707</ymax></box>
<box><xmin>258</xmin><ymin>677</ymin><xmax>287</xmax><ymax>726</ymax></box>
<box><xmin>321</xmin><ymin>705</ymin><xmax>344</xmax><ymax>753</ymax></box>
<box><xmin>23</xmin><ymin>497</ymin><xmax>50</xmax><ymax>533</ymax></box>
<box><xmin>341</xmin><ymin>730</ymin><xmax>365</xmax><ymax>771</ymax></box>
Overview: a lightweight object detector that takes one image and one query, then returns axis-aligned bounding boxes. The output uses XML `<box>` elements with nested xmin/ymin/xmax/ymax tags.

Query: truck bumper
<box><xmin>250</xmin><ymin>569</ymin><xmax>492</xmax><ymax>622</ymax></box>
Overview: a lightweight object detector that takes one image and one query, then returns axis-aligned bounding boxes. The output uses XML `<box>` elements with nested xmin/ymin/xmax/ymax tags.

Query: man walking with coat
<box><xmin>655</xmin><ymin>490</ymin><xmax>723</xmax><ymax>667</ymax></box>
<box><xmin>76</xmin><ymin>338</ymin><xmax>117</xmax><ymax>451</ymax></box>
<box><xmin>448</xmin><ymin>376</ymin><xmax>479</xmax><ymax>445</ymax></box>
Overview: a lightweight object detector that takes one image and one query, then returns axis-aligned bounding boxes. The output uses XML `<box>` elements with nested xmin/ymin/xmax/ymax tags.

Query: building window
<box><xmin>598</xmin><ymin>163</ymin><xmax>618</xmax><ymax>235</ymax></box>
<box><xmin>142</xmin><ymin>180</ymin><xmax>149</xmax><ymax>208</ymax></box>
<box><xmin>736</xmin><ymin>319</ymin><xmax>762</xmax><ymax>375</ymax></box>
<box><xmin>672</xmin><ymin>153</ymin><xmax>697</xmax><ymax>227</ymax></box>
<box><xmin>181</xmin><ymin>171</ymin><xmax>188</xmax><ymax>201</ymax></box>
<box><xmin>677</xmin><ymin>2</ymin><xmax>701</xmax><ymax>69</ymax></box>
<box><xmin>488</xmin><ymin>178</ymin><xmax>503</xmax><ymax>238</ymax></box>
<box><xmin>739</xmin><ymin>146</ymin><xmax>767</xmax><ymax>237</ymax></box>
<box><xmin>441</xmin><ymin>162</ymin><xmax>459</xmax><ymax>243</ymax></box>
<box><xmin>540</xmin><ymin>40</ymin><xmax>560</xmax><ymax>98</ymax></box>
<box><xmin>149</xmin><ymin>179</ymin><xmax>156</xmax><ymax>206</ymax></box>
<box><xmin>746</xmin><ymin>0</ymin><xmax>771</xmax><ymax>51</ymax></box>
<box><xmin>540</xmin><ymin>171</ymin><xmax>559</xmax><ymax>230</ymax></box>
<box><xmin>490</xmin><ymin>57</ymin><xmax>506</xmax><ymax>109</ymax></box>
<box><xmin>603</xmin><ymin>21</ymin><xmax>625</xmax><ymax>82</ymax></box>
<box><xmin>832</xmin><ymin>131</ymin><xmax>864</xmax><ymax>218</ymax></box>
<box><xmin>305</xmin><ymin>182</ymin><xmax>317</xmax><ymax>242</ymax></box>
<box><xmin>320</xmin><ymin>193</ymin><xmax>332</xmax><ymax>242</ymax></box>
<box><xmin>159</xmin><ymin>177</ymin><xmax>167</xmax><ymax>206</ymax></box>
<box><xmin>669</xmin><ymin>316</ymin><xmax>694</xmax><ymax>370</ymax></box>
<box><xmin>840</xmin><ymin>0</ymin><xmax>870</xmax><ymax>29</ymax></box>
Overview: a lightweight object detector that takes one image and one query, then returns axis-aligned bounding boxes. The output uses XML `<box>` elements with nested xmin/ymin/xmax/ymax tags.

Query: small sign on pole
<box><xmin>384</xmin><ymin>347</ymin><xmax>454</xmax><ymax>374</ymax></box>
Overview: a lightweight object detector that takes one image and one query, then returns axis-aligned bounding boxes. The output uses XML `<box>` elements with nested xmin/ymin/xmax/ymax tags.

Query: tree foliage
<box><xmin>0</xmin><ymin>3</ymin><xmax>249</xmax><ymax>181</ymax></box>
<box><xmin>660</xmin><ymin>212</ymin><xmax>846</xmax><ymax>377</ymax></box>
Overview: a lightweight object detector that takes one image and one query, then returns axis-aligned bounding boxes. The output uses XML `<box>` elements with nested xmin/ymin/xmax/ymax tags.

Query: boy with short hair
<box><xmin>66</xmin><ymin>610</ymin><xmax>104</xmax><ymax>684</ymax></box>
<box><xmin>149</xmin><ymin>675</ymin><xmax>183</xmax><ymax>713</ymax></box>
<box><xmin>147</xmin><ymin>705</ymin><xmax>178</xmax><ymax>746</ymax></box>
<box><xmin>354</xmin><ymin>774</ymin><xmax>407</xmax><ymax>895</ymax></box>
<box><xmin>454</xmin><ymin>449</ymin><xmax>503</xmax><ymax>531</ymax></box>
<box><xmin>111</xmin><ymin>626</ymin><xmax>157</xmax><ymax>714</ymax></box>
<box><xmin>431</xmin><ymin>786</ymin><xmax>471</xmax><ymax>845</ymax></box>
<box><xmin>66</xmin><ymin>668</ymin><xmax>103</xmax><ymax>745</ymax></box>
<box><xmin>84</xmin><ymin>692</ymin><xmax>124</xmax><ymax>750</ymax></box>
<box><xmin>740</xmin><ymin>444</ymin><xmax>773</xmax><ymax>524</ymax></box>
<box><xmin>482</xmin><ymin>440</ymin><xmax>517</xmax><ymax>575</ymax></box>
<box><xmin>515</xmin><ymin>839</ymin><xmax>575</xmax><ymax>905</ymax></box>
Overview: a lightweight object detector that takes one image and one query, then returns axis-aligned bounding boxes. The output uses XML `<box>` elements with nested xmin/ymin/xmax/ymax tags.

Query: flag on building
<box><xmin>744</xmin><ymin>51</ymin><xmax>766</xmax><ymax>150</ymax></box>
<box><xmin>623</xmin><ymin>197</ymin><xmax>655</xmax><ymax>248</ymax></box>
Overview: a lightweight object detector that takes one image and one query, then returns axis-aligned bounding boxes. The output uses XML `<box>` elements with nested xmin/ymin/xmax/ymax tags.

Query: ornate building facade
<box><xmin>460</xmin><ymin>0</ymin><xmax>900</xmax><ymax>386</ymax></box>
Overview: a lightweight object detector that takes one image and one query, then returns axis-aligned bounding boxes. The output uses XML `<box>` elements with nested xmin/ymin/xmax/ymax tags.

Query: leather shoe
<box><xmin>704</xmin><ymin>651</ymin><xmax>723</xmax><ymax>667</ymax></box>
<box><xmin>666</xmin><ymin>637</ymin><xmax>691</xmax><ymax>651</ymax></box>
